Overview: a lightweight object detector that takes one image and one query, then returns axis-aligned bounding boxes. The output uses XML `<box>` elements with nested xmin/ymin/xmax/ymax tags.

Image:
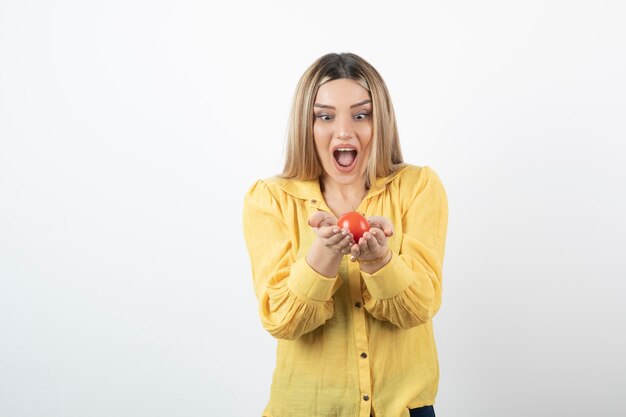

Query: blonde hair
<box><xmin>281</xmin><ymin>52</ymin><xmax>404</xmax><ymax>187</ymax></box>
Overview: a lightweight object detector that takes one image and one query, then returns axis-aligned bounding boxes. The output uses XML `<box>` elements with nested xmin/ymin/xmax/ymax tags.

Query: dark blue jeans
<box><xmin>371</xmin><ymin>405</ymin><xmax>435</xmax><ymax>417</ymax></box>
<box><xmin>409</xmin><ymin>405</ymin><xmax>435</xmax><ymax>417</ymax></box>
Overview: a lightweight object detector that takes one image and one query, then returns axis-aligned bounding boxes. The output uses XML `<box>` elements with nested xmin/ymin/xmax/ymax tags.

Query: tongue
<box><xmin>337</xmin><ymin>151</ymin><xmax>356</xmax><ymax>167</ymax></box>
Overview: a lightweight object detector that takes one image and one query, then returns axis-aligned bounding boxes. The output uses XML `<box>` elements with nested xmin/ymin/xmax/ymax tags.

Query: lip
<box><xmin>331</xmin><ymin>143</ymin><xmax>359</xmax><ymax>153</ymax></box>
<box><xmin>331</xmin><ymin>143</ymin><xmax>359</xmax><ymax>174</ymax></box>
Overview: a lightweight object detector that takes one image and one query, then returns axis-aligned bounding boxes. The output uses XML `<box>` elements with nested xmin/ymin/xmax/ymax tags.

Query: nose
<box><xmin>335</xmin><ymin>115</ymin><xmax>354</xmax><ymax>140</ymax></box>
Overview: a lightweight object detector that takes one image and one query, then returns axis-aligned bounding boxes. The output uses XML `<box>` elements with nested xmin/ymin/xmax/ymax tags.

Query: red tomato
<box><xmin>337</xmin><ymin>211</ymin><xmax>370</xmax><ymax>243</ymax></box>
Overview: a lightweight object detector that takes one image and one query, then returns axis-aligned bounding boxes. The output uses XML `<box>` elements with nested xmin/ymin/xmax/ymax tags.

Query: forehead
<box><xmin>315</xmin><ymin>79</ymin><xmax>370</xmax><ymax>105</ymax></box>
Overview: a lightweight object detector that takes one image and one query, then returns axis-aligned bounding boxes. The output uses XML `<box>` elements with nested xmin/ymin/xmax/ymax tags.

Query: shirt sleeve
<box><xmin>361</xmin><ymin>166</ymin><xmax>449</xmax><ymax>328</ymax></box>
<box><xmin>242</xmin><ymin>180</ymin><xmax>341</xmax><ymax>340</ymax></box>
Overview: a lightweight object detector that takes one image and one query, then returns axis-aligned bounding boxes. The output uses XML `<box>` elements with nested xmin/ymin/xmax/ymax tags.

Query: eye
<box><xmin>354</xmin><ymin>112</ymin><xmax>370</xmax><ymax>121</ymax></box>
<box><xmin>316</xmin><ymin>114</ymin><xmax>333</xmax><ymax>121</ymax></box>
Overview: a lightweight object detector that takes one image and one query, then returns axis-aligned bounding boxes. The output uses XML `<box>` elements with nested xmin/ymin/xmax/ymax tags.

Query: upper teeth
<box><xmin>337</xmin><ymin>148</ymin><xmax>355</xmax><ymax>152</ymax></box>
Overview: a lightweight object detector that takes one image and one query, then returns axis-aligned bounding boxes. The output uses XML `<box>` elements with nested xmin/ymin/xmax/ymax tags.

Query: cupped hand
<box><xmin>308</xmin><ymin>211</ymin><xmax>354</xmax><ymax>255</ymax></box>
<box><xmin>350</xmin><ymin>216</ymin><xmax>394</xmax><ymax>262</ymax></box>
<box><xmin>367</xmin><ymin>216</ymin><xmax>394</xmax><ymax>238</ymax></box>
<box><xmin>308</xmin><ymin>211</ymin><xmax>337</xmax><ymax>231</ymax></box>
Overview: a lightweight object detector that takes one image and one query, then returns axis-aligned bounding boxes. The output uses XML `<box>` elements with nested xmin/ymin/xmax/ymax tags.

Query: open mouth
<box><xmin>333</xmin><ymin>148</ymin><xmax>358</xmax><ymax>168</ymax></box>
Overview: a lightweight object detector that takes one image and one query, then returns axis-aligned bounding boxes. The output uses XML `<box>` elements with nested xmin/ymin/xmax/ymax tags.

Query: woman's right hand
<box><xmin>306</xmin><ymin>211</ymin><xmax>352</xmax><ymax>277</ymax></box>
<box><xmin>308</xmin><ymin>211</ymin><xmax>354</xmax><ymax>255</ymax></box>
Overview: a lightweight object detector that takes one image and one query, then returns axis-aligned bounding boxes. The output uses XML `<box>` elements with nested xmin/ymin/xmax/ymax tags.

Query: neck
<box><xmin>320</xmin><ymin>175</ymin><xmax>368</xmax><ymax>212</ymax></box>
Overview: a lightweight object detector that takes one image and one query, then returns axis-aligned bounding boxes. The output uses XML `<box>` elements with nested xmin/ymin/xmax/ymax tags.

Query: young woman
<box><xmin>243</xmin><ymin>52</ymin><xmax>448</xmax><ymax>417</ymax></box>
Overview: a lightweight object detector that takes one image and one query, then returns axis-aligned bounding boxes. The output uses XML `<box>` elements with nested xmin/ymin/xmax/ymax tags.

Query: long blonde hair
<box><xmin>281</xmin><ymin>52</ymin><xmax>403</xmax><ymax>187</ymax></box>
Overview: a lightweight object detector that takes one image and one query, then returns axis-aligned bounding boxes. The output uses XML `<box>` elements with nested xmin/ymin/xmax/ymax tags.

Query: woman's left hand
<box><xmin>350</xmin><ymin>216</ymin><xmax>394</xmax><ymax>262</ymax></box>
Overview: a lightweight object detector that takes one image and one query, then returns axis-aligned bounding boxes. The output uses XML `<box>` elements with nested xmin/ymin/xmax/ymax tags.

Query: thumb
<box><xmin>308</xmin><ymin>210</ymin><xmax>330</xmax><ymax>228</ymax></box>
<box><xmin>368</xmin><ymin>216</ymin><xmax>394</xmax><ymax>237</ymax></box>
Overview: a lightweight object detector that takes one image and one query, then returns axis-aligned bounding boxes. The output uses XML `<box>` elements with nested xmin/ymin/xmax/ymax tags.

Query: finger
<box><xmin>338</xmin><ymin>237</ymin><xmax>355</xmax><ymax>254</ymax></box>
<box><xmin>308</xmin><ymin>211</ymin><xmax>326</xmax><ymax>228</ymax></box>
<box><xmin>330</xmin><ymin>235</ymin><xmax>353</xmax><ymax>254</ymax></box>
<box><xmin>368</xmin><ymin>216</ymin><xmax>394</xmax><ymax>237</ymax></box>
<box><xmin>319</xmin><ymin>216</ymin><xmax>337</xmax><ymax>228</ymax></box>
<box><xmin>316</xmin><ymin>216</ymin><xmax>337</xmax><ymax>230</ymax></box>
<box><xmin>325</xmin><ymin>229</ymin><xmax>352</xmax><ymax>247</ymax></box>
<box><xmin>358</xmin><ymin>236</ymin><xmax>369</xmax><ymax>255</ymax></box>
<box><xmin>317</xmin><ymin>225</ymin><xmax>341</xmax><ymax>239</ymax></box>
<box><xmin>363</xmin><ymin>231</ymin><xmax>383</xmax><ymax>254</ymax></box>
<box><xmin>350</xmin><ymin>243</ymin><xmax>361</xmax><ymax>260</ymax></box>
<box><xmin>308</xmin><ymin>211</ymin><xmax>337</xmax><ymax>228</ymax></box>
<box><xmin>369</xmin><ymin>227</ymin><xmax>387</xmax><ymax>246</ymax></box>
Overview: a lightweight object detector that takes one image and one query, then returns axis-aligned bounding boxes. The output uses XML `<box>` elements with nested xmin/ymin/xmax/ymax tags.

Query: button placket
<box><xmin>348</xmin><ymin>260</ymin><xmax>372</xmax><ymax>417</ymax></box>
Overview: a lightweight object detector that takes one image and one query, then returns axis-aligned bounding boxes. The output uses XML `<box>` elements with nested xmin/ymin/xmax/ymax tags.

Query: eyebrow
<box><xmin>313</xmin><ymin>99</ymin><xmax>372</xmax><ymax>110</ymax></box>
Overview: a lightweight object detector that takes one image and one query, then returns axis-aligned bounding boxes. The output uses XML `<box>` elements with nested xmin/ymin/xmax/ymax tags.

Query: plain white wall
<box><xmin>1</xmin><ymin>1</ymin><xmax>625</xmax><ymax>416</ymax></box>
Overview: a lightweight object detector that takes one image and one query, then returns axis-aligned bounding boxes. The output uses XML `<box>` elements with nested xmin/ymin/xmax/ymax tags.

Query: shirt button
<box><xmin>310</xmin><ymin>199</ymin><xmax>317</xmax><ymax>204</ymax></box>
<box><xmin>361</xmin><ymin>352</ymin><xmax>367</xmax><ymax>359</ymax></box>
<box><xmin>355</xmin><ymin>302</ymin><xmax>362</xmax><ymax>308</ymax></box>
<box><xmin>363</xmin><ymin>394</ymin><xmax>370</xmax><ymax>401</ymax></box>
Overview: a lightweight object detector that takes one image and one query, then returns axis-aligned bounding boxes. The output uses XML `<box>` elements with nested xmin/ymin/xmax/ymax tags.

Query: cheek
<box><xmin>314</xmin><ymin>121</ymin><xmax>326</xmax><ymax>134</ymax></box>
<box><xmin>313</xmin><ymin>123</ymin><xmax>321</xmax><ymax>142</ymax></box>
<box><xmin>313</xmin><ymin>124</ymin><xmax>330</xmax><ymax>148</ymax></box>
<box><xmin>358</xmin><ymin>124</ymin><xmax>373</xmax><ymax>146</ymax></box>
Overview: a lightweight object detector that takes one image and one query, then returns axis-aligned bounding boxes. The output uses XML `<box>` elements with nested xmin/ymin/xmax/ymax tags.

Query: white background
<box><xmin>1</xmin><ymin>1</ymin><xmax>625</xmax><ymax>416</ymax></box>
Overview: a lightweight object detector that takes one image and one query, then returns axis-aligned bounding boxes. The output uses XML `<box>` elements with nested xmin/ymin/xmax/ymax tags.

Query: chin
<box><xmin>324</xmin><ymin>167</ymin><xmax>366</xmax><ymax>186</ymax></box>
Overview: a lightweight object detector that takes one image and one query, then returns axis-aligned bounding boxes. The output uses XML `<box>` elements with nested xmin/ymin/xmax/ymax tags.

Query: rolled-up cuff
<box><xmin>287</xmin><ymin>257</ymin><xmax>340</xmax><ymax>302</ymax></box>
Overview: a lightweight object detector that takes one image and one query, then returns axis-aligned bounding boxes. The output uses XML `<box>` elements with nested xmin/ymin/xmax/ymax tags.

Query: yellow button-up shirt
<box><xmin>243</xmin><ymin>164</ymin><xmax>448</xmax><ymax>417</ymax></box>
